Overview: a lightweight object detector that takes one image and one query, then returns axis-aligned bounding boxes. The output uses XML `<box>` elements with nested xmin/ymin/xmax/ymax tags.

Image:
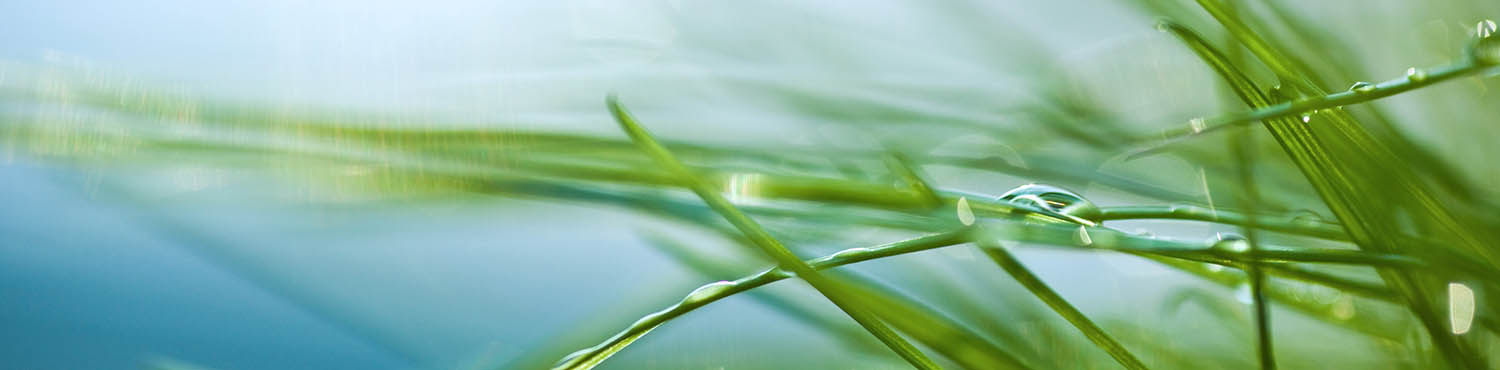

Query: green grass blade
<box><xmin>1158</xmin><ymin>15</ymin><xmax>1487</xmax><ymax>368</ymax></box>
<box><xmin>1129</xmin><ymin>58</ymin><xmax>1489</xmax><ymax>158</ymax></box>
<box><xmin>605</xmin><ymin>95</ymin><xmax>941</xmax><ymax>370</ymax></box>
<box><xmin>552</xmin><ymin>230</ymin><xmax>969</xmax><ymax>369</ymax></box>
<box><xmin>974</xmin><ymin>234</ymin><xmax>1149</xmax><ymax>370</ymax></box>
<box><xmin>883</xmin><ymin>151</ymin><xmax>944</xmax><ymax>209</ymax></box>
<box><xmin>645</xmin><ymin>232</ymin><xmax>1033</xmax><ymax>369</ymax></box>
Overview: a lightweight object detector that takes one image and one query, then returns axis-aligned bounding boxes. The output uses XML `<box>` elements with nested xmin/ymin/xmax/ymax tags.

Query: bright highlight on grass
<box><xmin>1449</xmin><ymin>283</ymin><xmax>1475</xmax><ymax>335</ymax></box>
<box><xmin>956</xmin><ymin>197</ymin><xmax>975</xmax><ymax>226</ymax></box>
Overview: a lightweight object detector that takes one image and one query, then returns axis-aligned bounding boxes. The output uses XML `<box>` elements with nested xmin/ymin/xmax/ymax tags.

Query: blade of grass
<box><xmin>639</xmin><ymin>232</ymin><xmax>892</xmax><ymax>355</ymax></box>
<box><xmin>645</xmin><ymin>232</ymin><xmax>1033</xmax><ymax>369</ymax></box>
<box><xmin>552</xmin><ymin>230</ymin><xmax>969</xmax><ymax>369</ymax></box>
<box><xmin>602</xmin><ymin>95</ymin><xmax>940</xmax><ymax>370</ymax></box>
<box><xmin>1127</xmin><ymin>57</ymin><xmax>1491</xmax><ymax>159</ymax></box>
<box><xmin>884</xmin><ymin>151</ymin><xmax>944</xmax><ymax>209</ymax></box>
<box><xmin>1157</xmin><ymin>15</ymin><xmax>1486</xmax><ymax>368</ymax></box>
<box><xmin>1230</xmin><ymin>73</ymin><xmax>1276</xmax><ymax>370</ymax></box>
<box><xmin>973</xmin><ymin>232</ymin><xmax>1149</xmax><ymax>370</ymax></box>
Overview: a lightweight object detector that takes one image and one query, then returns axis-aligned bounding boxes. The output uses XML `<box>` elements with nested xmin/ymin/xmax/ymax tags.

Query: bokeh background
<box><xmin>2</xmin><ymin>0</ymin><xmax>1497</xmax><ymax>369</ymax></box>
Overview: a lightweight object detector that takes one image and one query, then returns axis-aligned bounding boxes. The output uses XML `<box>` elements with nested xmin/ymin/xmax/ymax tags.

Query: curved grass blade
<box><xmin>1158</xmin><ymin>17</ymin><xmax>1487</xmax><ymax>368</ymax></box>
<box><xmin>645</xmin><ymin>232</ymin><xmax>1033</xmax><ymax>369</ymax></box>
<box><xmin>599</xmin><ymin>95</ymin><xmax>940</xmax><ymax>370</ymax></box>
<box><xmin>552</xmin><ymin>230</ymin><xmax>969</xmax><ymax>369</ymax></box>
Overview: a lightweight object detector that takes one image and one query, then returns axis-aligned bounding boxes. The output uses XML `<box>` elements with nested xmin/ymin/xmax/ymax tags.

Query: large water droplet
<box><xmin>1212</xmin><ymin>233</ymin><xmax>1250</xmax><ymax>254</ymax></box>
<box><xmin>1348</xmin><ymin>81</ymin><xmax>1376</xmax><ymax>94</ymax></box>
<box><xmin>997</xmin><ymin>183</ymin><xmax>1103</xmax><ymax>225</ymax></box>
<box><xmin>1405</xmin><ymin>67</ymin><xmax>1428</xmax><ymax>83</ymax></box>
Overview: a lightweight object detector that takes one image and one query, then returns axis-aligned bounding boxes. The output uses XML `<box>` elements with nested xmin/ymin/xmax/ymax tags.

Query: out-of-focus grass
<box><xmin>2</xmin><ymin>0</ymin><xmax>1500</xmax><ymax>369</ymax></box>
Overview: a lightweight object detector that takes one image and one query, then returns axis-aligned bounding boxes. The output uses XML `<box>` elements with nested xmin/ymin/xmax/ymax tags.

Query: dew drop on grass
<box><xmin>997</xmin><ymin>183</ymin><xmax>1102</xmax><ymax>225</ymax></box>
<box><xmin>1348</xmin><ymin>81</ymin><xmax>1376</xmax><ymax>94</ymax></box>
<box><xmin>1473</xmin><ymin>20</ymin><xmax>1500</xmax><ymax>65</ymax></box>
<box><xmin>1290</xmin><ymin>209</ymin><xmax>1326</xmax><ymax>227</ymax></box>
<box><xmin>1405</xmin><ymin>67</ymin><xmax>1428</xmax><ymax>83</ymax></box>
<box><xmin>956</xmin><ymin>196</ymin><xmax>975</xmax><ymax>226</ymax></box>
<box><xmin>682</xmin><ymin>281</ymin><xmax>737</xmax><ymax>305</ymax></box>
<box><xmin>1449</xmin><ymin>282</ymin><xmax>1475</xmax><ymax>334</ymax></box>
<box><xmin>1074</xmin><ymin>225</ymin><xmax>1094</xmax><ymax>246</ymax></box>
<box><xmin>1300</xmin><ymin>113</ymin><xmax>1312</xmax><ymax>123</ymax></box>
<box><xmin>830</xmin><ymin>247</ymin><xmax>874</xmax><ymax>261</ymax></box>
<box><xmin>1189</xmin><ymin>117</ymin><xmax>1206</xmax><ymax>133</ymax></box>
<box><xmin>1154</xmin><ymin>20</ymin><xmax>1171</xmax><ymax>33</ymax></box>
<box><xmin>1212</xmin><ymin>233</ymin><xmax>1250</xmax><ymax>254</ymax></box>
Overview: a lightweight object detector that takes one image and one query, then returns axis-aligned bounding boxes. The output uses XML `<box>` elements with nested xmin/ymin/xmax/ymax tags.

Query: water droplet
<box><xmin>830</xmin><ymin>247</ymin><xmax>874</xmax><ymax>261</ymax></box>
<box><xmin>1348</xmin><ymin>81</ymin><xmax>1376</xmax><ymax>94</ymax></box>
<box><xmin>956</xmin><ymin>197</ymin><xmax>975</xmax><ymax>226</ymax></box>
<box><xmin>1189</xmin><ymin>117</ymin><xmax>1206</xmax><ymax>133</ymax></box>
<box><xmin>1300</xmin><ymin>114</ymin><xmax>1312</xmax><ymax>123</ymax></box>
<box><xmin>1405</xmin><ymin>67</ymin><xmax>1428</xmax><ymax>83</ymax></box>
<box><xmin>1449</xmin><ymin>282</ymin><xmax>1475</xmax><ymax>334</ymax></box>
<box><xmin>1267</xmin><ymin>85</ymin><xmax>1284</xmax><ymax>96</ymax></box>
<box><xmin>683</xmin><ymin>281</ymin><xmax>737</xmax><ymax>305</ymax></box>
<box><xmin>1473</xmin><ymin>20</ymin><xmax>1500</xmax><ymax>65</ymax></box>
<box><xmin>1212</xmin><ymin>233</ymin><xmax>1250</xmax><ymax>254</ymax></box>
<box><xmin>1074</xmin><ymin>225</ymin><xmax>1093</xmax><ymax>246</ymax></box>
<box><xmin>997</xmin><ymin>184</ymin><xmax>1103</xmax><ymax>225</ymax></box>
<box><xmin>1290</xmin><ymin>209</ymin><xmax>1326</xmax><ymax>228</ymax></box>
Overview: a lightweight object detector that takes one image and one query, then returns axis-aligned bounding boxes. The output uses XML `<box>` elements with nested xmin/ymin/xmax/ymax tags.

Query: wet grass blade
<box><xmin>552</xmin><ymin>230</ymin><xmax>969</xmax><ymax>369</ymax></box>
<box><xmin>600</xmin><ymin>95</ymin><xmax>941</xmax><ymax>370</ymax></box>
<box><xmin>644</xmin><ymin>232</ymin><xmax>1033</xmax><ymax>369</ymax></box>
<box><xmin>1158</xmin><ymin>14</ymin><xmax>1487</xmax><ymax>368</ymax></box>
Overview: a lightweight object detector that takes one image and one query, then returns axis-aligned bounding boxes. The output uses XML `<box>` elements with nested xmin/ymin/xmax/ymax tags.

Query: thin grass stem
<box><xmin>974</xmin><ymin>232</ymin><xmax>1150</xmax><ymax>370</ymax></box>
<box><xmin>602</xmin><ymin>96</ymin><xmax>940</xmax><ymax>370</ymax></box>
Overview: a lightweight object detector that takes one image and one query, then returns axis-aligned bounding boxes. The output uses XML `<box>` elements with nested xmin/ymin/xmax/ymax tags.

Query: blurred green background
<box><xmin>2</xmin><ymin>0</ymin><xmax>1498</xmax><ymax>369</ymax></box>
